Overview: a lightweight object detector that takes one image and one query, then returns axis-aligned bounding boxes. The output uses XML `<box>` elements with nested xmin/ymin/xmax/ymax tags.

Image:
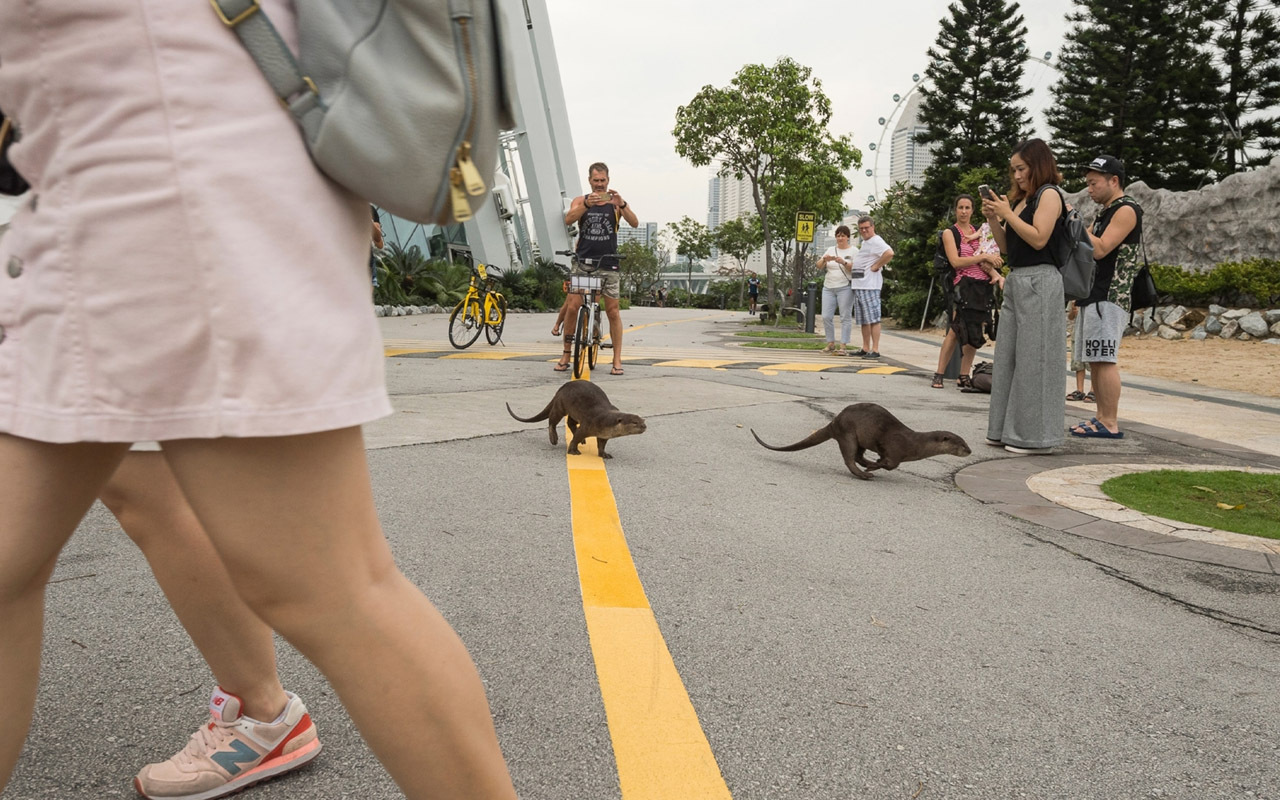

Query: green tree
<box><xmin>768</xmin><ymin>151</ymin><xmax>854</xmax><ymax>306</ymax></box>
<box><xmin>673</xmin><ymin>57</ymin><xmax>859</xmax><ymax>310</ymax></box>
<box><xmin>617</xmin><ymin>240</ymin><xmax>664</xmax><ymax>300</ymax></box>
<box><xmin>881</xmin><ymin>0</ymin><xmax>1032</xmax><ymax>328</ymax></box>
<box><xmin>665</xmin><ymin>216</ymin><xmax>713</xmax><ymax>305</ymax></box>
<box><xmin>713</xmin><ymin>215</ymin><xmax>764</xmax><ymax>307</ymax></box>
<box><xmin>1212</xmin><ymin>0</ymin><xmax>1280</xmax><ymax>172</ymax></box>
<box><xmin>1048</xmin><ymin>0</ymin><xmax>1222</xmax><ymax>190</ymax></box>
<box><xmin>915</xmin><ymin>0</ymin><xmax>1032</xmax><ymax>191</ymax></box>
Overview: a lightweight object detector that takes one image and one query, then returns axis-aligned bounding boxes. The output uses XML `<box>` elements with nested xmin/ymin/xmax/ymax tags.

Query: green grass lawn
<box><xmin>1100</xmin><ymin>470</ymin><xmax>1280</xmax><ymax>539</ymax></box>
<box><xmin>733</xmin><ymin>330</ymin><xmax>824</xmax><ymax>339</ymax></box>
<box><xmin>740</xmin><ymin>340</ymin><xmax>832</xmax><ymax>351</ymax></box>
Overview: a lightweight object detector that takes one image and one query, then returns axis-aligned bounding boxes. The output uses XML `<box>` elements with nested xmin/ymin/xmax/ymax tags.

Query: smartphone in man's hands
<box><xmin>978</xmin><ymin>184</ymin><xmax>996</xmax><ymax>201</ymax></box>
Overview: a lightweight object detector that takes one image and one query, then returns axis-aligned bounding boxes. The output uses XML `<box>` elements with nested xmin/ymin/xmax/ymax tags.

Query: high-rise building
<box><xmin>716</xmin><ymin>173</ymin><xmax>766</xmax><ymax>274</ymax></box>
<box><xmin>616</xmin><ymin>221</ymin><xmax>658</xmax><ymax>248</ymax></box>
<box><xmin>707</xmin><ymin>175</ymin><xmax>722</xmax><ymax>231</ymax></box>
<box><xmin>889</xmin><ymin>93</ymin><xmax>935</xmax><ymax>189</ymax></box>
<box><xmin>706</xmin><ymin>174</ymin><xmax>722</xmax><ymax>258</ymax></box>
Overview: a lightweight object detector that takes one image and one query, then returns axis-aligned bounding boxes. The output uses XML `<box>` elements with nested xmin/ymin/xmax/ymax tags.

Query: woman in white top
<box><xmin>818</xmin><ymin>225</ymin><xmax>857</xmax><ymax>355</ymax></box>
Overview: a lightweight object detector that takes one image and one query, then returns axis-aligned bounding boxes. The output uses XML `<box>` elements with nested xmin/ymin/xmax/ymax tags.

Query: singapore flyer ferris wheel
<box><xmin>862</xmin><ymin>52</ymin><xmax>1061</xmax><ymax>204</ymax></box>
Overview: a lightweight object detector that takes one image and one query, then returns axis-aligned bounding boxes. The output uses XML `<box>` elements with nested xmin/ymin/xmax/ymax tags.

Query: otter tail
<box><xmin>506</xmin><ymin>402</ymin><xmax>550</xmax><ymax>424</ymax></box>
<box><xmin>751</xmin><ymin>425</ymin><xmax>833</xmax><ymax>452</ymax></box>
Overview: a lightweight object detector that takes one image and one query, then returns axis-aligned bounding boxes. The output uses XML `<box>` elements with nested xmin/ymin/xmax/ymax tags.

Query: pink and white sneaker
<box><xmin>133</xmin><ymin>687</ymin><xmax>321</xmax><ymax>800</ymax></box>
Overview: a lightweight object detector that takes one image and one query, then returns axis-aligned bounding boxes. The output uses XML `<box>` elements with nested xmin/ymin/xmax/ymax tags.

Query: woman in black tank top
<box><xmin>978</xmin><ymin>138</ymin><xmax>1068</xmax><ymax>453</ymax></box>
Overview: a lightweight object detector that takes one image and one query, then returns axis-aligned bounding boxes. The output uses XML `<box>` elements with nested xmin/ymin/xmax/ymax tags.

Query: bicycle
<box><xmin>554</xmin><ymin>250</ymin><xmax>624</xmax><ymax>378</ymax></box>
<box><xmin>448</xmin><ymin>262</ymin><xmax>507</xmax><ymax>349</ymax></box>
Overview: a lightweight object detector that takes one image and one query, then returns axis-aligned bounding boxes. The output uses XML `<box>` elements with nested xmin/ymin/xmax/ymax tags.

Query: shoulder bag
<box><xmin>210</xmin><ymin>0</ymin><xmax>516</xmax><ymax>225</ymax></box>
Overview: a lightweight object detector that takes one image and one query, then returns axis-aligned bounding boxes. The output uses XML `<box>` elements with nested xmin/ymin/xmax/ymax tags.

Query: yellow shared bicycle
<box><xmin>448</xmin><ymin>263</ymin><xmax>507</xmax><ymax>348</ymax></box>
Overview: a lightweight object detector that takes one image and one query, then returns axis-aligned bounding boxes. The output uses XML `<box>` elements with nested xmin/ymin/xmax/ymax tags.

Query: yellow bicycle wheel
<box><xmin>448</xmin><ymin>298</ymin><xmax>484</xmax><ymax>349</ymax></box>
<box><xmin>484</xmin><ymin>293</ymin><xmax>507</xmax><ymax>345</ymax></box>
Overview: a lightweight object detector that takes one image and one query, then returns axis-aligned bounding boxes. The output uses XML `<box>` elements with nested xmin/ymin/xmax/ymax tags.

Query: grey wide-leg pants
<box><xmin>987</xmin><ymin>264</ymin><xmax>1066</xmax><ymax>449</ymax></box>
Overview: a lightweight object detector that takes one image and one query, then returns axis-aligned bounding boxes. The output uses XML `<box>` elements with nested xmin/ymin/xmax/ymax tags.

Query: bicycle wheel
<box><xmin>448</xmin><ymin>298</ymin><xmax>483</xmax><ymax>349</ymax></box>
<box><xmin>572</xmin><ymin>305</ymin><xmax>590</xmax><ymax>378</ymax></box>
<box><xmin>484</xmin><ymin>293</ymin><xmax>507</xmax><ymax>345</ymax></box>
<box><xmin>587</xmin><ymin>304</ymin><xmax>601</xmax><ymax>370</ymax></box>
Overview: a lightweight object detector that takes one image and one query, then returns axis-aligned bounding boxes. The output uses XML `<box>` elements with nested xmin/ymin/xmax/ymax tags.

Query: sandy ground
<box><xmin>910</xmin><ymin>326</ymin><xmax>1280</xmax><ymax>399</ymax></box>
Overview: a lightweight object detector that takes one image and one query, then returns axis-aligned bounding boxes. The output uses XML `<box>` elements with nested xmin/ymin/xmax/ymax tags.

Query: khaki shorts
<box><xmin>571</xmin><ymin>268</ymin><xmax>621</xmax><ymax>300</ymax></box>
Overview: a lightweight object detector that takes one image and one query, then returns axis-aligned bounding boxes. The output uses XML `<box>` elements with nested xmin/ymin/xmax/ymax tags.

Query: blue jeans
<box><xmin>822</xmin><ymin>285</ymin><xmax>853</xmax><ymax>345</ymax></box>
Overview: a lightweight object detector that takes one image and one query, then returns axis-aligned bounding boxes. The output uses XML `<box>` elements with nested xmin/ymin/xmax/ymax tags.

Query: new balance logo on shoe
<box><xmin>210</xmin><ymin>739</ymin><xmax>260</xmax><ymax>776</ymax></box>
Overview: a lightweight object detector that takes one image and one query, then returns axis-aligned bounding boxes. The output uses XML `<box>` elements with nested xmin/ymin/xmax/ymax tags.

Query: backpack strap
<box><xmin>209</xmin><ymin>0</ymin><xmax>325</xmax><ymax>123</ymax></box>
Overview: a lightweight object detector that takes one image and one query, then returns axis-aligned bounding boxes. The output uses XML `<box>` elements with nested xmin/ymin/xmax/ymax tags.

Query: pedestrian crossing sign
<box><xmin>795</xmin><ymin>212</ymin><xmax>816</xmax><ymax>243</ymax></box>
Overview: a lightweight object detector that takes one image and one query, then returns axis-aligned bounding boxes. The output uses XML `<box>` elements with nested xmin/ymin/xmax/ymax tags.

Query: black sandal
<box><xmin>553</xmin><ymin>345</ymin><xmax>571</xmax><ymax>372</ymax></box>
<box><xmin>931</xmin><ymin>373</ymin><xmax>944</xmax><ymax>389</ymax></box>
<box><xmin>957</xmin><ymin>375</ymin><xmax>973</xmax><ymax>390</ymax></box>
<box><xmin>1066</xmin><ymin>390</ymin><xmax>1087</xmax><ymax>401</ymax></box>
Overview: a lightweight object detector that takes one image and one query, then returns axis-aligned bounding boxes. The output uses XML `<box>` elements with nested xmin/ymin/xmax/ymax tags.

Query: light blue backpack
<box><xmin>211</xmin><ymin>0</ymin><xmax>515</xmax><ymax>224</ymax></box>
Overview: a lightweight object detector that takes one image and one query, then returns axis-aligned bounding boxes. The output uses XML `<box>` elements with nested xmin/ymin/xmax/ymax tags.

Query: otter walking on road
<box><xmin>507</xmin><ymin>381</ymin><xmax>646</xmax><ymax>459</ymax></box>
<box><xmin>751</xmin><ymin>403</ymin><xmax>970</xmax><ymax>480</ymax></box>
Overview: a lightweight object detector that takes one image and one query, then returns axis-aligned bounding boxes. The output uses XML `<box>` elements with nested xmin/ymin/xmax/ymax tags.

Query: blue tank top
<box><xmin>576</xmin><ymin>203</ymin><xmax>620</xmax><ymax>270</ymax></box>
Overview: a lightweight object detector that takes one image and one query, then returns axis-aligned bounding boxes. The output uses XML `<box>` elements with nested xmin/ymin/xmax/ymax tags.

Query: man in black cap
<box><xmin>1069</xmin><ymin>154</ymin><xmax>1142</xmax><ymax>440</ymax></box>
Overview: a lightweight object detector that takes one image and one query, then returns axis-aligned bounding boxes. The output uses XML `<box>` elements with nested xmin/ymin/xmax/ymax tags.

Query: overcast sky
<box><xmin>542</xmin><ymin>0</ymin><xmax>1076</xmax><ymax>231</ymax></box>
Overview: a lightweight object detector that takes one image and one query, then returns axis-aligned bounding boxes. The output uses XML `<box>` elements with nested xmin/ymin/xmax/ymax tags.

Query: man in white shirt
<box><xmin>849</xmin><ymin>216</ymin><xmax>894</xmax><ymax>358</ymax></box>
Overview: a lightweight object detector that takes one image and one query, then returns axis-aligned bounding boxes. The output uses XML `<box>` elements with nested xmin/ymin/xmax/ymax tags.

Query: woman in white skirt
<box><xmin>0</xmin><ymin>2</ymin><xmax>516</xmax><ymax>798</ymax></box>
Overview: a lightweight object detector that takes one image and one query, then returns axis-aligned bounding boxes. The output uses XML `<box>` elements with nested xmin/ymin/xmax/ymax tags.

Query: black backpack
<box><xmin>932</xmin><ymin>225</ymin><xmax>962</xmax><ymax>280</ymax></box>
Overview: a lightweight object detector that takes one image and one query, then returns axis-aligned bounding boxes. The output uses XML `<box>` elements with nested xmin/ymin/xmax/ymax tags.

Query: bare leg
<box><xmin>1090</xmin><ymin>362</ymin><xmax>1122</xmax><ymax>432</ymax></box>
<box><xmin>161</xmin><ymin>429</ymin><xmax>515</xmax><ymax>800</ymax></box>
<box><xmin>1075</xmin><ymin>370</ymin><xmax>1086</xmax><ymax>393</ymax></box>
<box><xmin>98</xmin><ymin>452</ymin><xmax>287</xmax><ymax>722</ymax></box>
<box><xmin>935</xmin><ymin>328</ymin><xmax>959</xmax><ymax>374</ymax></box>
<box><xmin>960</xmin><ymin>344</ymin><xmax>978</xmax><ymax>376</ymax></box>
<box><xmin>0</xmin><ymin>436</ymin><xmax>129</xmax><ymax>789</ymax></box>
<box><xmin>552</xmin><ymin>296</ymin><xmax>568</xmax><ymax>336</ymax></box>
<box><xmin>604</xmin><ymin>296</ymin><xmax>623</xmax><ymax>372</ymax></box>
<box><xmin>869</xmin><ymin>321</ymin><xmax>882</xmax><ymax>353</ymax></box>
<box><xmin>557</xmin><ymin>293</ymin><xmax>584</xmax><ymax>370</ymax></box>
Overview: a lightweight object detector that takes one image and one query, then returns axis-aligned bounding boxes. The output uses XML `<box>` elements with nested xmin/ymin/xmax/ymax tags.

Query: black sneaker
<box><xmin>867</xmin><ymin>351</ymin><xmax>881</xmax><ymax>359</ymax></box>
<box><xmin>850</xmin><ymin>348</ymin><xmax>869</xmax><ymax>357</ymax></box>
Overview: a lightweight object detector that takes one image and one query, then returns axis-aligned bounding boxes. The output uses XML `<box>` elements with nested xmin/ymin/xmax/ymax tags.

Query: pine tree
<box><xmin>1049</xmin><ymin>0</ymin><xmax>1222</xmax><ymax>191</ymax></box>
<box><xmin>914</xmin><ymin>0</ymin><xmax>1032</xmax><ymax>194</ymax></box>
<box><xmin>1212</xmin><ymin>0</ymin><xmax>1280</xmax><ymax>172</ymax></box>
<box><xmin>881</xmin><ymin>0</ymin><xmax>1031</xmax><ymax>327</ymax></box>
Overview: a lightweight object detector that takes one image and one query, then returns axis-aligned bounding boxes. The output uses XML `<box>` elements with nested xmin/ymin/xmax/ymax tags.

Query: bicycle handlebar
<box><xmin>554</xmin><ymin>252</ymin><xmax>626</xmax><ymax>269</ymax></box>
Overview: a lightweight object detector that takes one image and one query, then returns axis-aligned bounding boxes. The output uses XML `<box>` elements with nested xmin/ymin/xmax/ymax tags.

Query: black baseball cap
<box><xmin>1085</xmin><ymin>154</ymin><xmax>1125</xmax><ymax>184</ymax></box>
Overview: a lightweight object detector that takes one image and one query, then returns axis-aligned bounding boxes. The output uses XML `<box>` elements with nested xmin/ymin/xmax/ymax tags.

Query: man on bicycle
<box><xmin>555</xmin><ymin>162</ymin><xmax>638</xmax><ymax>375</ymax></box>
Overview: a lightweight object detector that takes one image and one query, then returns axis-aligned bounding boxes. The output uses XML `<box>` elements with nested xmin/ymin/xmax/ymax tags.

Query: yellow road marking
<box><xmin>566</xmin><ymin>433</ymin><xmax>731</xmax><ymax>799</ymax></box>
<box><xmin>440</xmin><ymin>351</ymin><xmax>531</xmax><ymax>360</ymax></box>
<box><xmin>651</xmin><ymin>359</ymin><xmax>738</xmax><ymax>369</ymax></box>
<box><xmin>858</xmin><ymin>366</ymin><xmax>908</xmax><ymax>375</ymax></box>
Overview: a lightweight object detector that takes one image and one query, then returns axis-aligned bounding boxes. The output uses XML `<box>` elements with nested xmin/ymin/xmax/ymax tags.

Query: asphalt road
<box><xmin>7</xmin><ymin>308</ymin><xmax>1278</xmax><ymax>800</ymax></box>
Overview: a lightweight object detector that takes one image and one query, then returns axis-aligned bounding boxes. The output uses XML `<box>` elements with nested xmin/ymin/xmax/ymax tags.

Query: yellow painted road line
<box><xmin>567</xmin><ymin>440</ymin><xmax>732</xmax><ymax>799</ymax></box>
<box><xmin>439</xmin><ymin>351</ymin><xmax>533</xmax><ymax>360</ymax></box>
<box><xmin>384</xmin><ymin>347</ymin><xmax>443</xmax><ymax>356</ymax></box>
<box><xmin>858</xmin><ymin>366</ymin><xmax>908</xmax><ymax>375</ymax></box>
<box><xmin>757</xmin><ymin>362</ymin><xmax>844</xmax><ymax>373</ymax></box>
<box><xmin>650</xmin><ymin>359</ymin><xmax>737</xmax><ymax>369</ymax></box>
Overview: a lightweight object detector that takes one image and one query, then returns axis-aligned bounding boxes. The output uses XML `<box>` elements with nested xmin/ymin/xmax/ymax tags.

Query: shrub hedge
<box><xmin>1151</xmin><ymin>259</ymin><xmax>1280</xmax><ymax>307</ymax></box>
